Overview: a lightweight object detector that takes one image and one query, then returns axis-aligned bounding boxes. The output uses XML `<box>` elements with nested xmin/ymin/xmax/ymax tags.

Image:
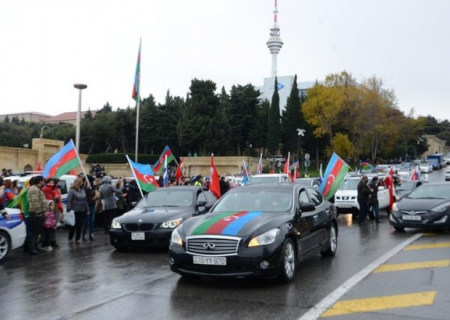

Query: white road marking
<box><xmin>298</xmin><ymin>232</ymin><xmax>423</xmax><ymax>320</ymax></box>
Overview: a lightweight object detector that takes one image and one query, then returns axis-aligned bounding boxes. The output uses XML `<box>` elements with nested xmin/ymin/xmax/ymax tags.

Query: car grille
<box><xmin>401</xmin><ymin>210</ymin><xmax>427</xmax><ymax>215</ymax></box>
<box><xmin>186</xmin><ymin>236</ymin><xmax>240</xmax><ymax>256</ymax></box>
<box><xmin>124</xmin><ymin>223</ymin><xmax>154</xmax><ymax>232</ymax></box>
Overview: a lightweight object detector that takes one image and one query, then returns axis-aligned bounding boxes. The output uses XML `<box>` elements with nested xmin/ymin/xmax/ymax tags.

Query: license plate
<box><xmin>338</xmin><ymin>204</ymin><xmax>352</xmax><ymax>208</ymax></box>
<box><xmin>193</xmin><ymin>256</ymin><xmax>227</xmax><ymax>265</ymax></box>
<box><xmin>131</xmin><ymin>232</ymin><xmax>145</xmax><ymax>240</ymax></box>
<box><xmin>402</xmin><ymin>215</ymin><xmax>421</xmax><ymax>221</ymax></box>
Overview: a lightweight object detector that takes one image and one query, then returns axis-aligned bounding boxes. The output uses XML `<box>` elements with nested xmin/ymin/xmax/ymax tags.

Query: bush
<box><xmin>86</xmin><ymin>153</ymin><xmax>160</xmax><ymax>164</ymax></box>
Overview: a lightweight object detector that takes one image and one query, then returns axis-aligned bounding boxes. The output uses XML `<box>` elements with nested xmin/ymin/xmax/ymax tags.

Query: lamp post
<box><xmin>40</xmin><ymin>125</ymin><xmax>50</xmax><ymax>139</ymax></box>
<box><xmin>74</xmin><ymin>83</ymin><xmax>88</xmax><ymax>152</ymax></box>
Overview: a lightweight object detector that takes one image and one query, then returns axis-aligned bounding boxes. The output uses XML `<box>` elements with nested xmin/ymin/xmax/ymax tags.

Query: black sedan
<box><xmin>110</xmin><ymin>186</ymin><xmax>217</xmax><ymax>250</ymax></box>
<box><xmin>390</xmin><ymin>183</ymin><xmax>450</xmax><ymax>231</ymax></box>
<box><xmin>169</xmin><ymin>184</ymin><xmax>338</xmax><ymax>283</ymax></box>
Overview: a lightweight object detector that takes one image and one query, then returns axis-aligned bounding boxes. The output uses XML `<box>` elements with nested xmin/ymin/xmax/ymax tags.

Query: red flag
<box><xmin>175</xmin><ymin>157</ymin><xmax>184</xmax><ymax>185</ymax></box>
<box><xmin>294</xmin><ymin>163</ymin><xmax>300</xmax><ymax>179</ymax></box>
<box><xmin>385</xmin><ymin>166</ymin><xmax>395</xmax><ymax>212</ymax></box>
<box><xmin>283</xmin><ymin>152</ymin><xmax>294</xmax><ymax>182</ymax></box>
<box><xmin>36</xmin><ymin>163</ymin><xmax>42</xmax><ymax>171</ymax></box>
<box><xmin>209</xmin><ymin>154</ymin><xmax>221</xmax><ymax>198</ymax></box>
<box><xmin>269</xmin><ymin>169</ymin><xmax>274</xmax><ymax>174</ymax></box>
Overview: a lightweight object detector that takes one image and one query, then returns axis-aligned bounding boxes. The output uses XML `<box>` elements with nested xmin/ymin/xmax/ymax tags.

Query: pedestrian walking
<box><xmin>357</xmin><ymin>175</ymin><xmax>373</xmax><ymax>225</ymax></box>
<box><xmin>27</xmin><ymin>176</ymin><xmax>47</xmax><ymax>255</ymax></box>
<box><xmin>67</xmin><ymin>178</ymin><xmax>89</xmax><ymax>244</ymax></box>
<box><xmin>82</xmin><ymin>176</ymin><xmax>97</xmax><ymax>242</ymax></box>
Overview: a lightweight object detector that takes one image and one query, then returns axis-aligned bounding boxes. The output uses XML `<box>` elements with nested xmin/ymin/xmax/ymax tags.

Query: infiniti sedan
<box><xmin>390</xmin><ymin>183</ymin><xmax>450</xmax><ymax>231</ymax></box>
<box><xmin>110</xmin><ymin>186</ymin><xmax>217</xmax><ymax>250</ymax></box>
<box><xmin>169</xmin><ymin>184</ymin><xmax>338</xmax><ymax>283</ymax></box>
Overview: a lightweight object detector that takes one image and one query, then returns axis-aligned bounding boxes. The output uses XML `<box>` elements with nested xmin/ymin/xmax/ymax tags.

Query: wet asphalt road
<box><xmin>1</xmin><ymin>170</ymin><xmax>449</xmax><ymax>320</ymax></box>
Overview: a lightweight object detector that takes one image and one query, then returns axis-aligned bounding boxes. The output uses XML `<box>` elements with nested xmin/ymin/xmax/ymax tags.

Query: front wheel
<box><xmin>0</xmin><ymin>231</ymin><xmax>11</xmax><ymax>262</ymax></box>
<box><xmin>321</xmin><ymin>224</ymin><xmax>338</xmax><ymax>257</ymax></box>
<box><xmin>278</xmin><ymin>238</ymin><xmax>296</xmax><ymax>283</ymax></box>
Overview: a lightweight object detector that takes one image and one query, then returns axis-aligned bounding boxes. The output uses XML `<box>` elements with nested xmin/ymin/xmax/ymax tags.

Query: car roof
<box><xmin>230</xmin><ymin>183</ymin><xmax>297</xmax><ymax>191</ymax></box>
<box><xmin>250</xmin><ymin>174</ymin><xmax>288</xmax><ymax>178</ymax></box>
<box><xmin>153</xmin><ymin>186</ymin><xmax>204</xmax><ymax>191</ymax></box>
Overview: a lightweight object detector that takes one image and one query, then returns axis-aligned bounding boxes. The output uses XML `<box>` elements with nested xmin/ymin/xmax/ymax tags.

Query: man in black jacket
<box><xmin>369</xmin><ymin>176</ymin><xmax>383</xmax><ymax>223</ymax></box>
<box><xmin>357</xmin><ymin>175</ymin><xmax>373</xmax><ymax>225</ymax></box>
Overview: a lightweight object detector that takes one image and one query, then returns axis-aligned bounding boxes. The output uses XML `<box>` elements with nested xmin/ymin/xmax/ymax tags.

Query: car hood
<box><xmin>116</xmin><ymin>207</ymin><xmax>193</xmax><ymax>223</ymax></box>
<box><xmin>397</xmin><ymin>198</ymin><xmax>449</xmax><ymax>210</ymax></box>
<box><xmin>396</xmin><ymin>190</ymin><xmax>411</xmax><ymax>197</ymax></box>
<box><xmin>335</xmin><ymin>190</ymin><xmax>357</xmax><ymax>197</ymax></box>
<box><xmin>180</xmin><ymin>211</ymin><xmax>288</xmax><ymax>238</ymax></box>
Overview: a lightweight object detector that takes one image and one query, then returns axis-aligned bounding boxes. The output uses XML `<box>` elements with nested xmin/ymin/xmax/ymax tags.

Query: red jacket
<box><xmin>41</xmin><ymin>186</ymin><xmax>56</xmax><ymax>201</ymax></box>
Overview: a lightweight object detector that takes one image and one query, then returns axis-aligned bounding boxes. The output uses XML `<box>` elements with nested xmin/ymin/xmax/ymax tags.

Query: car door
<box><xmin>297</xmin><ymin>187</ymin><xmax>322</xmax><ymax>258</ymax></box>
<box><xmin>377</xmin><ymin>178</ymin><xmax>390</xmax><ymax>209</ymax></box>
<box><xmin>306</xmin><ymin>187</ymin><xmax>329</xmax><ymax>245</ymax></box>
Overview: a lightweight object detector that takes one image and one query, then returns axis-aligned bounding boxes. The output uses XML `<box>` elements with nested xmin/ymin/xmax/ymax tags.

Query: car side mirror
<box><xmin>194</xmin><ymin>206</ymin><xmax>207</xmax><ymax>216</ymax></box>
<box><xmin>197</xmin><ymin>200</ymin><xmax>207</xmax><ymax>206</ymax></box>
<box><xmin>300</xmin><ymin>202</ymin><xmax>315</xmax><ymax>213</ymax></box>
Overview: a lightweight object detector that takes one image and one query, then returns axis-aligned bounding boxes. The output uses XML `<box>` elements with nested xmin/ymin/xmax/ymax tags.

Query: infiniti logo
<box><xmin>203</xmin><ymin>242</ymin><xmax>216</xmax><ymax>250</ymax></box>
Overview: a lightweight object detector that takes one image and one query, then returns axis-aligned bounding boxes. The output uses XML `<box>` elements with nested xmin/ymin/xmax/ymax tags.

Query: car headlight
<box><xmin>431</xmin><ymin>204</ymin><xmax>450</xmax><ymax>213</ymax></box>
<box><xmin>160</xmin><ymin>218</ymin><xmax>183</xmax><ymax>229</ymax></box>
<box><xmin>171</xmin><ymin>228</ymin><xmax>183</xmax><ymax>246</ymax></box>
<box><xmin>248</xmin><ymin>228</ymin><xmax>280</xmax><ymax>247</ymax></box>
<box><xmin>111</xmin><ymin>219</ymin><xmax>121</xmax><ymax>229</ymax></box>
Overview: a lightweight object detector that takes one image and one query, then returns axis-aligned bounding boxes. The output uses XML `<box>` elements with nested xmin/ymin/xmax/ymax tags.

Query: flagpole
<box><xmin>134</xmin><ymin>38</ymin><xmax>142</xmax><ymax>163</ymax></box>
<box><xmin>126</xmin><ymin>154</ymin><xmax>145</xmax><ymax>199</ymax></box>
<box><xmin>71</xmin><ymin>139</ymin><xmax>91</xmax><ymax>189</ymax></box>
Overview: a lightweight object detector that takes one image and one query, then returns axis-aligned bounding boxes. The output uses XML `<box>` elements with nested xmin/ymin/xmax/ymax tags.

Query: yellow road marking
<box><xmin>405</xmin><ymin>242</ymin><xmax>450</xmax><ymax>250</ymax></box>
<box><xmin>321</xmin><ymin>291</ymin><xmax>436</xmax><ymax>317</ymax></box>
<box><xmin>423</xmin><ymin>233</ymin><xmax>439</xmax><ymax>236</ymax></box>
<box><xmin>374</xmin><ymin>260</ymin><xmax>450</xmax><ymax>273</ymax></box>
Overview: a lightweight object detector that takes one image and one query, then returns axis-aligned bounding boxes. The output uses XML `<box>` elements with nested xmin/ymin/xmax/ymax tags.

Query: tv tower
<box><xmin>266</xmin><ymin>0</ymin><xmax>283</xmax><ymax>78</ymax></box>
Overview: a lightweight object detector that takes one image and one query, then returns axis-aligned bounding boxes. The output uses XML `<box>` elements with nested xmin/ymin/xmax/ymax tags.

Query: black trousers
<box><xmin>69</xmin><ymin>211</ymin><xmax>86</xmax><ymax>241</ymax></box>
<box><xmin>103</xmin><ymin>209</ymin><xmax>117</xmax><ymax>232</ymax></box>
<box><xmin>27</xmin><ymin>212</ymin><xmax>43</xmax><ymax>251</ymax></box>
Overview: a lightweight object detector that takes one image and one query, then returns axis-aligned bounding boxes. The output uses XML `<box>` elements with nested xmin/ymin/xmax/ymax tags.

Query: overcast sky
<box><xmin>1</xmin><ymin>0</ymin><xmax>449</xmax><ymax>120</ymax></box>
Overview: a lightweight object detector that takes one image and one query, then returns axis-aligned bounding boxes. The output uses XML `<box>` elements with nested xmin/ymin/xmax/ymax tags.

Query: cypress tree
<box><xmin>267</xmin><ymin>78</ymin><xmax>281</xmax><ymax>155</ymax></box>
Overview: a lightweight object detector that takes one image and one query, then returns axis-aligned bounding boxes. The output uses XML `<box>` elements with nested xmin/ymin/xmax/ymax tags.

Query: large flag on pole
<box><xmin>175</xmin><ymin>157</ymin><xmax>184</xmax><ymax>185</ymax></box>
<box><xmin>163</xmin><ymin>155</ymin><xmax>169</xmax><ymax>187</ymax></box>
<box><xmin>153</xmin><ymin>146</ymin><xmax>175</xmax><ymax>175</ymax></box>
<box><xmin>209</xmin><ymin>154</ymin><xmax>221</xmax><ymax>198</ymax></box>
<box><xmin>318</xmin><ymin>153</ymin><xmax>351</xmax><ymax>200</ymax></box>
<box><xmin>257</xmin><ymin>153</ymin><xmax>263</xmax><ymax>175</ymax></box>
<box><xmin>126</xmin><ymin>155</ymin><xmax>159</xmax><ymax>193</ymax></box>
<box><xmin>132</xmin><ymin>39</ymin><xmax>141</xmax><ymax>102</ymax></box>
<box><xmin>43</xmin><ymin>140</ymin><xmax>80</xmax><ymax>178</ymax></box>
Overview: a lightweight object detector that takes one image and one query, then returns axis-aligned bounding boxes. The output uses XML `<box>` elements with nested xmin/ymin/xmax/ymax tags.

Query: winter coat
<box><xmin>99</xmin><ymin>183</ymin><xmax>123</xmax><ymax>210</ymax></box>
<box><xmin>67</xmin><ymin>188</ymin><xmax>89</xmax><ymax>213</ymax></box>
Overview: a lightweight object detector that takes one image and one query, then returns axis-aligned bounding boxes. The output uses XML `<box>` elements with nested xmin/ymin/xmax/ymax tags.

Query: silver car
<box><xmin>445</xmin><ymin>170</ymin><xmax>450</xmax><ymax>181</ymax></box>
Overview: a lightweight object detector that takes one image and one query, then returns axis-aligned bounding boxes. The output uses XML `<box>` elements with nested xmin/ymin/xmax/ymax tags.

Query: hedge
<box><xmin>86</xmin><ymin>153</ymin><xmax>160</xmax><ymax>164</ymax></box>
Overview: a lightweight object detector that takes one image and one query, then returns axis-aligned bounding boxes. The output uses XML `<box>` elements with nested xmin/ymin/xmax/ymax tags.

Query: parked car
<box><xmin>246</xmin><ymin>174</ymin><xmax>292</xmax><ymax>185</ymax></box>
<box><xmin>294</xmin><ymin>177</ymin><xmax>321</xmax><ymax>189</ymax></box>
<box><xmin>395</xmin><ymin>180</ymin><xmax>428</xmax><ymax>201</ymax></box>
<box><xmin>445</xmin><ymin>169</ymin><xmax>450</xmax><ymax>181</ymax></box>
<box><xmin>109</xmin><ymin>186</ymin><xmax>217</xmax><ymax>250</ymax></box>
<box><xmin>418</xmin><ymin>161</ymin><xmax>433</xmax><ymax>174</ymax></box>
<box><xmin>334</xmin><ymin>176</ymin><xmax>390</xmax><ymax>217</ymax></box>
<box><xmin>390</xmin><ymin>183</ymin><xmax>450</xmax><ymax>231</ymax></box>
<box><xmin>0</xmin><ymin>208</ymin><xmax>26</xmax><ymax>262</ymax></box>
<box><xmin>169</xmin><ymin>184</ymin><xmax>338</xmax><ymax>283</ymax></box>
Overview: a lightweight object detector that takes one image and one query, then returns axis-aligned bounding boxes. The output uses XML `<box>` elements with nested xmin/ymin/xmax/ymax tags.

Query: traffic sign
<box><xmin>305</xmin><ymin>153</ymin><xmax>310</xmax><ymax>160</ymax></box>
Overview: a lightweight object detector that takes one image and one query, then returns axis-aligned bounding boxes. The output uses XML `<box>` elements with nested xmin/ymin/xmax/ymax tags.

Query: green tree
<box><xmin>267</xmin><ymin>78</ymin><xmax>281</xmax><ymax>155</ymax></box>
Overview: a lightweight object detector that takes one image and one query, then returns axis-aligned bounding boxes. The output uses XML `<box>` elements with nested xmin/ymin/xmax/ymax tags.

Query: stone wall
<box><xmin>0</xmin><ymin>147</ymin><xmax>38</xmax><ymax>172</ymax></box>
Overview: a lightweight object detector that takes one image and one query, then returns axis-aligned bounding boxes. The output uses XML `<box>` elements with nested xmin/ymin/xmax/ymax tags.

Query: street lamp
<box><xmin>40</xmin><ymin>125</ymin><xmax>50</xmax><ymax>139</ymax></box>
<box><xmin>74</xmin><ymin>83</ymin><xmax>88</xmax><ymax>152</ymax></box>
<box><xmin>296</xmin><ymin>128</ymin><xmax>306</xmax><ymax>162</ymax></box>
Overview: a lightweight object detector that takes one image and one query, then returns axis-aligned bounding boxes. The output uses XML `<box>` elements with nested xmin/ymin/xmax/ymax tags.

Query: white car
<box><xmin>0</xmin><ymin>208</ymin><xmax>26</xmax><ymax>262</ymax></box>
<box><xmin>334</xmin><ymin>176</ymin><xmax>390</xmax><ymax>217</ymax></box>
<box><xmin>445</xmin><ymin>170</ymin><xmax>450</xmax><ymax>181</ymax></box>
<box><xmin>246</xmin><ymin>173</ymin><xmax>292</xmax><ymax>185</ymax></box>
<box><xmin>418</xmin><ymin>162</ymin><xmax>433</xmax><ymax>174</ymax></box>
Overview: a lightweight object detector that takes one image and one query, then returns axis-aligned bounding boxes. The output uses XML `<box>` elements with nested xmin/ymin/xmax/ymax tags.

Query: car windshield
<box><xmin>213</xmin><ymin>189</ymin><xmax>293</xmax><ymax>212</ymax></box>
<box><xmin>407</xmin><ymin>185</ymin><xmax>450</xmax><ymax>200</ymax></box>
<box><xmin>338</xmin><ymin>179</ymin><xmax>360</xmax><ymax>190</ymax></box>
<box><xmin>136</xmin><ymin>190</ymin><xmax>193</xmax><ymax>208</ymax></box>
<box><xmin>247</xmin><ymin>176</ymin><xmax>279</xmax><ymax>185</ymax></box>
<box><xmin>396</xmin><ymin>181</ymin><xmax>415</xmax><ymax>192</ymax></box>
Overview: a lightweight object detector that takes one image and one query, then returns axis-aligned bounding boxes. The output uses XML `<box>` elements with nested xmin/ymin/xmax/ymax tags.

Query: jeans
<box><xmin>357</xmin><ymin>199</ymin><xmax>369</xmax><ymax>224</ymax></box>
<box><xmin>371</xmin><ymin>201</ymin><xmax>380</xmax><ymax>222</ymax></box>
<box><xmin>69</xmin><ymin>211</ymin><xmax>86</xmax><ymax>241</ymax></box>
<box><xmin>42</xmin><ymin>228</ymin><xmax>55</xmax><ymax>247</ymax></box>
<box><xmin>83</xmin><ymin>205</ymin><xmax>95</xmax><ymax>238</ymax></box>
<box><xmin>27</xmin><ymin>212</ymin><xmax>43</xmax><ymax>251</ymax></box>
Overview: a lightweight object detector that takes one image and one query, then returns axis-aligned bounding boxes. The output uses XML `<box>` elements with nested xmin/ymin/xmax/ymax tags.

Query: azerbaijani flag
<box><xmin>318</xmin><ymin>153</ymin><xmax>351</xmax><ymax>200</ymax></box>
<box><xmin>242</xmin><ymin>160</ymin><xmax>249</xmax><ymax>185</ymax></box>
<box><xmin>209</xmin><ymin>154</ymin><xmax>221</xmax><ymax>198</ymax></box>
<box><xmin>131</xmin><ymin>39</ymin><xmax>141</xmax><ymax>103</ymax></box>
<box><xmin>192</xmin><ymin>211</ymin><xmax>263</xmax><ymax>236</ymax></box>
<box><xmin>257</xmin><ymin>153</ymin><xmax>263</xmax><ymax>175</ymax></box>
<box><xmin>361</xmin><ymin>161</ymin><xmax>373</xmax><ymax>172</ymax></box>
<box><xmin>43</xmin><ymin>140</ymin><xmax>79</xmax><ymax>179</ymax></box>
<box><xmin>153</xmin><ymin>146</ymin><xmax>175</xmax><ymax>175</ymax></box>
<box><xmin>127</xmin><ymin>156</ymin><xmax>159</xmax><ymax>192</ymax></box>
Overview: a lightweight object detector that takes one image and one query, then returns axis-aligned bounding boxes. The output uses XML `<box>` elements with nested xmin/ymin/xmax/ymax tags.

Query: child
<box><xmin>42</xmin><ymin>200</ymin><xmax>57</xmax><ymax>251</ymax></box>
